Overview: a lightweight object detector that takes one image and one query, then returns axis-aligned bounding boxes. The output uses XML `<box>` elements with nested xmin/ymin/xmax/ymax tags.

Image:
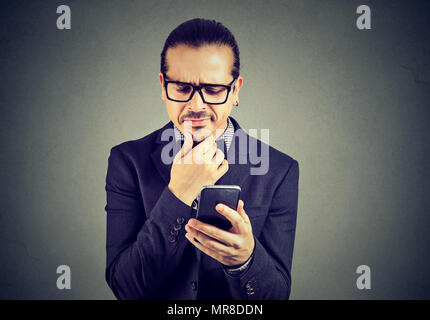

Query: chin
<box><xmin>193</xmin><ymin>125</ymin><xmax>212</xmax><ymax>141</ymax></box>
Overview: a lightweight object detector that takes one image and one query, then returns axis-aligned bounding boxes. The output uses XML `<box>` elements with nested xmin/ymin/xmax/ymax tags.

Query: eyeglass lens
<box><xmin>167</xmin><ymin>83</ymin><xmax>229</xmax><ymax>103</ymax></box>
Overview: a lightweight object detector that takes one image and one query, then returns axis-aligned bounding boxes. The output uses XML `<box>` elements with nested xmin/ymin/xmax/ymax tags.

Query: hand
<box><xmin>184</xmin><ymin>200</ymin><xmax>255</xmax><ymax>266</ymax></box>
<box><xmin>168</xmin><ymin>126</ymin><xmax>229</xmax><ymax>206</ymax></box>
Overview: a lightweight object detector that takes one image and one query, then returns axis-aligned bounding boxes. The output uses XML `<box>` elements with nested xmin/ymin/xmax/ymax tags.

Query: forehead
<box><xmin>165</xmin><ymin>44</ymin><xmax>234</xmax><ymax>84</ymax></box>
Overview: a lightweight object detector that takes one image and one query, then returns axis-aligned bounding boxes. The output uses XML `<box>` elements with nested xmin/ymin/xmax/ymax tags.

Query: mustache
<box><xmin>179</xmin><ymin>111</ymin><xmax>215</xmax><ymax>123</ymax></box>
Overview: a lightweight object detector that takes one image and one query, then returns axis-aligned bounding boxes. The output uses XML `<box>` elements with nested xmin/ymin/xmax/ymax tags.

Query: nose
<box><xmin>187</xmin><ymin>89</ymin><xmax>206</xmax><ymax>112</ymax></box>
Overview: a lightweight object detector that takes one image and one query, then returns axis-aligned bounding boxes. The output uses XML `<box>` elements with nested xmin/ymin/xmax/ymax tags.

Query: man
<box><xmin>104</xmin><ymin>18</ymin><xmax>299</xmax><ymax>300</ymax></box>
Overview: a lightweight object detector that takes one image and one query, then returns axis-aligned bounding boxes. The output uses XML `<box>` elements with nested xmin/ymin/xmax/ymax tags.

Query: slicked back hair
<box><xmin>160</xmin><ymin>18</ymin><xmax>240</xmax><ymax>80</ymax></box>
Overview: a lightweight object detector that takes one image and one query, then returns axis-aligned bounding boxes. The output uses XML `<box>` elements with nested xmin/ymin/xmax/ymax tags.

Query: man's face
<box><xmin>159</xmin><ymin>44</ymin><xmax>243</xmax><ymax>142</ymax></box>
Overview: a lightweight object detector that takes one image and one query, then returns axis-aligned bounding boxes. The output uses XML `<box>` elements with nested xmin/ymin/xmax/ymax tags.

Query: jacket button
<box><xmin>173</xmin><ymin>224</ymin><xmax>182</xmax><ymax>231</ymax></box>
<box><xmin>170</xmin><ymin>229</ymin><xmax>179</xmax><ymax>236</ymax></box>
<box><xmin>245</xmin><ymin>281</ymin><xmax>255</xmax><ymax>295</ymax></box>
<box><xmin>168</xmin><ymin>235</ymin><xmax>176</xmax><ymax>243</ymax></box>
<box><xmin>177</xmin><ymin>217</ymin><xmax>185</xmax><ymax>224</ymax></box>
<box><xmin>191</xmin><ymin>281</ymin><xmax>197</xmax><ymax>291</ymax></box>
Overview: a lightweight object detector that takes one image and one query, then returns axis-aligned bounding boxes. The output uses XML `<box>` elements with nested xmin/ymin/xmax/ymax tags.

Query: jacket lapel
<box><xmin>150</xmin><ymin>122</ymin><xmax>174</xmax><ymax>186</ymax></box>
<box><xmin>216</xmin><ymin>117</ymin><xmax>251</xmax><ymax>188</ymax></box>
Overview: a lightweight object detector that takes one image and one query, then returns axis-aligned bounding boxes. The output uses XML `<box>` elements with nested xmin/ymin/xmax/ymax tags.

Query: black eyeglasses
<box><xmin>163</xmin><ymin>73</ymin><xmax>237</xmax><ymax>105</ymax></box>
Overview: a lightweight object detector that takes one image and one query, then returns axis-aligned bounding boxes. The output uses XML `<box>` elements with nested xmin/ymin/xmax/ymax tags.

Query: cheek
<box><xmin>166</xmin><ymin>103</ymin><xmax>182</xmax><ymax>121</ymax></box>
<box><xmin>216</xmin><ymin>106</ymin><xmax>233</xmax><ymax>122</ymax></box>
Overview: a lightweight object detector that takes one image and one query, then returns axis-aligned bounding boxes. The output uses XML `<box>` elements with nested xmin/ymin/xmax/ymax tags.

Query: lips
<box><xmin>185</xmin><ymin>118</ymin><xmax>210</xmax><ymax>126</ymax></box>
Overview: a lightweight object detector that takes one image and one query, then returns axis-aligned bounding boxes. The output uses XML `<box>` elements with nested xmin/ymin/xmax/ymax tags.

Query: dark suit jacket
<box><xmin>104</xmin><ymin>117</ymin><xmax>299</xmax><ymax>300</ymax></box>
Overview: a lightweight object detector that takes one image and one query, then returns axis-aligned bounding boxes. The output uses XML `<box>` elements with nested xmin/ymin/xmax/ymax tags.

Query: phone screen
<box><xmin>196</xmin><ymin>186</ymin><xmax>241</xmax><ymax>231</ymax></box>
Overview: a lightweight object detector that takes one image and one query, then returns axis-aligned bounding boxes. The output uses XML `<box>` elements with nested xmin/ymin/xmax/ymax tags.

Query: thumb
<box><xmin>237</xmin><ymin>200</ymin><xmax>250</xmax><ymax>223</ymax></box>
<box><xmin>182</xmin><ymin>131</ymin><xmax>193</xmax><ymax>155</ymax></box>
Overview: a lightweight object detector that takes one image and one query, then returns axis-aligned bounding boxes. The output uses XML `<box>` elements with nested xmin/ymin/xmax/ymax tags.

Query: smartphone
<box><xmin>196</xmin><ymin>185</ymin><xmax>241</xmax><ymax>231</ymax></box>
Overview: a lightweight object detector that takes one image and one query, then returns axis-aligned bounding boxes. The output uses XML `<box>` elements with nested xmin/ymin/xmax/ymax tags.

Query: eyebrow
<box><xmin>164</xmin><ymin>75</ymin><xmax>231</xmax><ymax>86</ymax></box>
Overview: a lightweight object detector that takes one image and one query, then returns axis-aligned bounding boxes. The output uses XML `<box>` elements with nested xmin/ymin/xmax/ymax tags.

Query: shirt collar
<box><xmin>173</xmin><ymin>117</ymin><xmax>235</xmax><ymax>152</ymax></box>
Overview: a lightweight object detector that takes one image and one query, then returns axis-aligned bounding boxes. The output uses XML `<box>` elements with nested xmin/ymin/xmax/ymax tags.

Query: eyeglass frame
<box><xmin>162</xmin><ymin>72</ymin><xmax>237</xmax><ymax>105</ymax></box>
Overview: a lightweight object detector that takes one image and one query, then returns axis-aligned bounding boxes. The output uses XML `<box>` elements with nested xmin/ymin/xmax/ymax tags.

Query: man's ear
<box><xmin>159</xmin><ymin>72</ymin><xmax>166</xmax><ymax>101</ymax></box>
<box><xmin>233</xmin><ymin>75</ymin><xmax>243</xmax><ymax>98</ymax></box>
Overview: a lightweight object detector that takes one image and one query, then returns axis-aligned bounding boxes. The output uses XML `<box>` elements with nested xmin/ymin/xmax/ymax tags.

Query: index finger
<box><xmin>173</xmin><ymin>132</ymin><xmax>193</xmax><ymax>164</ymax></box>
<box><xmin>187</xmin><ymin>218</ymin><xmax>237</xmax><ymax>246</ymax></box>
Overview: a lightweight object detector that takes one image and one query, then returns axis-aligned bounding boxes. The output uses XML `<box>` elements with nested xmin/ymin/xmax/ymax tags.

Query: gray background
<box><xmin>1</xmin><ymin>0</ymin><xmax>429</xmax><ymax>299</ymax></box>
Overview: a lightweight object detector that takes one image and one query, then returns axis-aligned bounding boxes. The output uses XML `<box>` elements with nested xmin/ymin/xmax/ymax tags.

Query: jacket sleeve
<box><xmin>104</xmin><ymin>146</ymin><xmax>193</xmax><ymax>299</ymax></box>
<box><xmin>224</xmin><ymin>159</ymin><xmax>299</xmax><ymax>299</ymax></box>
